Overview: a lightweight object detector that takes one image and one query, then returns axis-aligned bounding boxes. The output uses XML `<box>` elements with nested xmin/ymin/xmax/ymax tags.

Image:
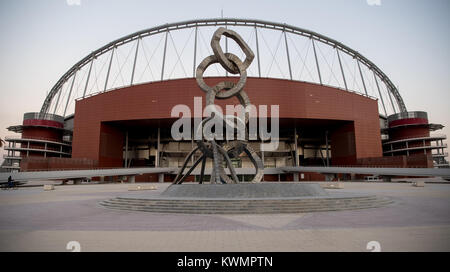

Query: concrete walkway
<box><xmin>0</xmin><ymin>179</ymin><xmax>449</xmax><ymax>251</ymax></box>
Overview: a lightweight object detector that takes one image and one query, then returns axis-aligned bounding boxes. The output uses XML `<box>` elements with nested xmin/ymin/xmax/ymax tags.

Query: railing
<box><xmin>328</xmin><ymin>164</ymin><xmax>435</xmax><ymax>169</ymax></box>
<box><xmin>383</xmin><ymin>134</ymin><xmax>447</xmax><ymax>145</ymax></box>
<box><xmin>432</xmin><ymin>152</ymin><xmax>449</xmax><ymax>157</ymax></box>
<box><xmin>383</xmin><ymin>144</ymin><xmax>448</xmax><ymax>154</ymax></box>
<box><xmin>387</xmin><ymin>111</ymin><xmax>428</xmax><ymax>123</ymax></box>
<box><xmin>23</xmin><ymin>112</ymin><xmax>64</xmax><ymax>123</ymax></box>
<box><xmin>3</xmin><ymin>146</ymin><xmax>71</xmax><ymax>155</ymax></box>
<box><xmin>2</xmin><ymin>154</ymin><xmax>22</xmax><ymax>159</ymax></box>
<box><xmin>1</xmin><ymin>165</ymin><xmax>20</xmax><ymax>169</ymax></box>
<box><xmin>16</xmin><ymin>166</ymin><xmax>157</xmax><ymax>172</ymax></box>
<box><xmin>4</xmin><ymin>136</ymin><xmax>72</xmax><ymax>146</ymax></box>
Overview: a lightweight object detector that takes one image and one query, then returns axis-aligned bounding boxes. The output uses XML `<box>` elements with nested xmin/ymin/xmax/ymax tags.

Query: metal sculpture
<box><xmin>173</xmin><ymin>27</ymin><xmax>264</xmax><ymax>184</ymax></box>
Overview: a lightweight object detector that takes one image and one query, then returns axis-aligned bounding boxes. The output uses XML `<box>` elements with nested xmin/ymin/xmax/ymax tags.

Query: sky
<box><xmin>0</xmin><ymin>0</ymin><xmax>449</xmax><ymax>162</ymax></box>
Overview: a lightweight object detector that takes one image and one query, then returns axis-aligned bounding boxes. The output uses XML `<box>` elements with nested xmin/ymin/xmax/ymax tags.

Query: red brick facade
<box><xmin>72</xmin><ymin>77</ymin><xmax>383</xmax><ymax>168</ymax></box>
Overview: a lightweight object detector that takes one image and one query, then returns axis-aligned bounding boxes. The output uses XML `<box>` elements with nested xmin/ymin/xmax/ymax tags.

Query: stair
<box><xmin>99</xmin><ymin>195</ymin><xmax>394</xmax><ymax>214</ymax></box>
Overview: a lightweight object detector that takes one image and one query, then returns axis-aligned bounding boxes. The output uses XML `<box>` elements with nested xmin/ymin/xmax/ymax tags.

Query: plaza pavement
<box><xmin>0</xmin><ymin>179</ymin><xmax>449</xmax><ymax>251</ymax></box>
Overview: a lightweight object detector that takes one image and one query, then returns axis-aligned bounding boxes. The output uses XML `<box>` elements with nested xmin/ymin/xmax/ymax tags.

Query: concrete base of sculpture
<box><xmin>99</xmin><ymin>182</ymin><xmax>393</xmax><ymax>214</ymax></box>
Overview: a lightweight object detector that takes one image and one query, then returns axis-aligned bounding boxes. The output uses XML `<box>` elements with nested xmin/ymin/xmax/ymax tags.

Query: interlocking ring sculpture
<box><xmin>173</xmin><ymin>27</ymin><xmax>264</xmax><ymax>184</ymax></box>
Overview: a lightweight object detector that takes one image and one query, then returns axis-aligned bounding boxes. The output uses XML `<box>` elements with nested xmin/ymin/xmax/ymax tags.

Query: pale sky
<box><xmin>0</xmin><ymin>0</ymin><xmax>449</xmax><ymax>162</ymax></box>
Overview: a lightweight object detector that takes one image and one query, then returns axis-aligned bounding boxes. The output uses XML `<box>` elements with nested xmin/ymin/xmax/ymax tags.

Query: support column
<box><xmin>161</xmin><ymin>30</ymin><xmax>169</xmax><ymax>81</ymax></box>
<box><xmin>357</xmin><ymin>60</ymin><xmax>368</xmax><ymax>96</ymax></box>
<box><xmin>124</xmin><ymin>131</ymin><xmax>128</xmax><ymax>168</ymax></box>
<box><xmin>254</xmin><ymin>26</ymin><xmax>261</xmax><ymax>78</ymax></box>
<box><xmin>156</xmin><ymin>125</ymin><xmax>160</xmax><ymax>168</ymax></box>
<box><xmin>191</xmin><ymin>127</ymin><xmax>195</xmax><ymax>165</ymax></box>
<box><xmin>312</xmin><ymin>39</ymin><xmax>322</xmax><ymax>85</ymax></box>
<box><xmin>293</xmin><ymin>127</ymin><xmax>299</xmax><ymax>181</ymax></box>
<box><xmin>63</xmin><ymin>72</ymin><xmax>77</xmax><ymax>117</ymax></box>
<box><xmin>336</xmin><ymin>48</ymin><xmax>348</xmax><ymax>91</ymax></box>
<box><xmin>104</xmin><ymin>48</ymin><xmax>115</xmax><ymax>92</ymax></box>
<box><xmin>284</xmin><ymin>30</ymin><xmax>293</xmax><ymax>80</ymax></box>
<box><xmin>83</xmin><ymin>59</ymin><xmax>94</xmax><ymax>98</ymax></box>
<box><xmin>130</xmin><ymin>38</ymin><xmax>140</xmax><ymax>85</ymax></box>
<box><xmin>53</xmin><ymin>87</ymin><xmax>63</xmax><ymax>115</ymax></box>
<box><xmin>325</xmin><ymin>130</ymin><xmax>330</xmax><ymax>167</ymax></box>
<box><xmin>193</xmin><ymin>26</ymin><xmax>198</xmax><ymax>77</ymax></box>
<box><xmin>374</xmin><ymin>71</ymin><xmax>388</xmax><ymax>116</ymax></box>
<box><xmin>387</xmin><ymin>87</ymin><xmax>397</xmax><ymax>114</ymax></box>
<box><xmin>261</xmin><ymin>142</ymin><xmax>264</xmax><ymax>181</ymax></box>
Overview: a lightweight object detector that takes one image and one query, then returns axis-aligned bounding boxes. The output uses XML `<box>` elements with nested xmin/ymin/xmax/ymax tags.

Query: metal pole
<box><xmin>311</xmin><ymin>39</ymin><xmax>322</xmax><ymax>85</ymax></box>
<box><xmin>357</xmin><ymin>60</ymin><xmax>368</xmax><ymax>96</ymax></box>
<box><xmin>193</xmin><ymin>26</ymin><xmax>198</xmax><ymax>77</ymax></box>
<box><xmin>373</xmin><ymin>71</ymin><xmax>388</xmax><ymax>116</ymax></box>
<box><xmin>284</xmin><ymin>30</ymin><xmax>293</xmax><ymax>80</ymax></box>
<box><xmin>336</xmin><ymin>48</ymin><xmax>348</xmax><ymax>90</ymax></box>
<box><xmin>82</xmin><ymin>59</ymin><xmax>94</xmax><ymax>98</ymax></box>
<box><xmin>104</xmin><ymin>48</ymin><xmax>114</xmax><ymax>92</ymax></box>
<box><xmin>161</xmin><ymin>30</ymin><xmax>169</xmax><ymax>81</ymax></box>
<box><xmin>130</xmin><ymin>38</ymin><xmax>140</xmax><ymax>85</ymax></box>
<box><xmin>254</xmin><ymin>26</ymin><xmax>261</xmax><ymax>78</ymax></box>
<box><xmin>63</xmin><ymin>72</ymin><xmax>77</xmax><ymax>117</ymax></box>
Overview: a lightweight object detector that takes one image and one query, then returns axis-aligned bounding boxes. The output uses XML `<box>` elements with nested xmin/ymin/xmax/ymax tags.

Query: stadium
<box><xmin>2</xmin><ymin>18</ymin><xmax>448</xmax><ymax>182</ymax></box>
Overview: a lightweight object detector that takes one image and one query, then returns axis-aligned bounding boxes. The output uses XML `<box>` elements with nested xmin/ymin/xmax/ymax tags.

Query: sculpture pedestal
<box><xmin>99</xmin><ymin>182</ymin><xmax>393</xmax><ymax>214</ymax></box>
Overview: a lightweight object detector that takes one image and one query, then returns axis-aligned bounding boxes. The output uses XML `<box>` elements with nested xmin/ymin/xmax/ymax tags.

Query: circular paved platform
<box><xmin>1</xmin><ymin>180</ymin><xmax>449</xmax><ymax>251</ymax></box>
<box><xmin>99</xmin><ymin>182</ymin><xmax>393</xmax><ymax>214</ymax></box>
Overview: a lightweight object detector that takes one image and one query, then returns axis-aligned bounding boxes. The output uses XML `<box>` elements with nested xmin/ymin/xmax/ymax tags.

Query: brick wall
<box><xmin>72</xmin><ymin>77</ymin><xmax>382</xmax><ymax>167</ymax></box>
<box><xmin>20</xmin><ymin>157</ymin><xmax>98</xmax><ymax>171</ymax></box>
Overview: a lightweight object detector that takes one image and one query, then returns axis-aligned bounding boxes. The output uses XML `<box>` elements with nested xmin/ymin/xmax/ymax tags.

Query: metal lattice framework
<box><xmin>40</xmin><ymin>18</ymin><xmax>407</xmax><ymax>118</ymax></box>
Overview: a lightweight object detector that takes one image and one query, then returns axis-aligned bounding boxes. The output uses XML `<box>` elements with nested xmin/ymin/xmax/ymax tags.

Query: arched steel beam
<box><xmin>40</xmin><ymin>18</ymin><xmax>407</xmax><ymax>115</ymax></box>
